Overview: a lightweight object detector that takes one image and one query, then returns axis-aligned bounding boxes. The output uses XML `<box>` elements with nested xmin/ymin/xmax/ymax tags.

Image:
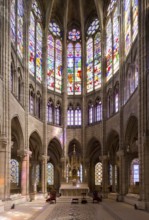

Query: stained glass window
<box><xmin>47</xmin><ymin>24</ymin><xmax>62</xmax><ymax>93</ymax></box>
<box><xmin>94</xmin><ymin>33</ymin><xmax>102</xmax><ymax>89</ymax></box>
<box><xmin>47</xmin><ymin>163</ymin><xmax>54</xmax><ymax>185</ymax></box>
<box><xmin>124</xmin><ymin>0</ymin><xmax>131</xmax><ymax>56</ymax></box>
<box><xmin>87</xmin><ymin>18</ymin><xmax>100</xmax><ymax>36</ymax></box>
<box><xmin>89</xmin><ymin>102</ymin><xmax>94</xmax><ymax>124</ymax></box>
<box><xmin>106</xmin><ymin>19</ymin><xmax>112</xmax><ymax>81</ymax></box>
<box><xmin>67</xmin><ymin>43</ymin><xmax>82</xmax><ymax>95</ymax></box>
<box><xmin>86</xmin><ymin>19</ymin><xmax>101</xmax><ymax>93</ymax></box>
<box><xmin>132</xmin><ymin>0</ymin><xmax>138</xmax><ymax>41</ymax></box>
<box><xmin>29</xmin><ymin>1</ymin><xmax>42</xmax><ymax>82</ymax></box>
<box><xmin>113</xmin><ymin>7</ymin><xmax>119</xmax><ymax>73</ymax></box>
<box><xmin>68</xmin><ymin>29</ymin><xmax>81</xmax><ymax>41</ymax></box>
<box><xmin>130</xmin><ymin>158</ymin><xmax>139</xmax><ymax>185</ymax></box>
<box><xmin>95</xmin><ymin>98</ymin><xmax>102</xmax><ymax>122</ymax></box>
<box><xmin>67</xmin><ymin>43</ymin><xmax>74</xmax><ymax>95</ymax></box>
<box><xmin>10</xmin><ymin>159</ymin><xmax>19</xmax><ymax>185</ymax></box>
<box><xmin>11</xmin><ymin>0</ymin><xmax>16</xmax><ymax>45</ymax></box>
<box><xmin>11</xmin><ymin>0</ymin><xmax>24</xmax><ymax>58</ymax></box>
<box><xmin>67</xmin><ymin>104</ymin><xmax>74</xmax><ymax>126</ymax></box>
<box><xmin>95</xmin><ymin>162</ymin><xmax>102</xmax><ymax>185</ymax></box>
<box><xmin>47</xmin><ymin>35</ymin><xmax>54</xmax><ymax>90</ymax></box>
<box><xmin>87</xmin><ymin>38</ymin><xmax>93</xmax><ymax>92</ymax></box>
<box><xmin>29</xmin><ymin>12</ymin><xmax>35</xmax><ymax>76</ymax></box>
<box><xmin>49</xmin><ymin>21</ymin><xmax>61</xmax><ymax>37</ymax></box>
<box><xmin>47</xmin><ymin>99</ymin><xmax>53</xmax><ymax>123</ymax></box>
<box><xmin>106</xmin><ymin>2</ymin><xmax>119</xmax><ymax>81</ymax></box>
<box><xmin>55</xmin><ymin>40</ymin><xmax>62</xmax><ymax>93</ymax></box>
<box><xmin>75</xmin><ymin>105</ymin><xmax>81</xmax><ymax>126</ymax></box>
<box><xmin>109</xmin><ymin>164</ymin><xmax>112</xmax><ymax>185</ymax></box>
<box><xmin>55</xmin><ymin>103</ymin><xmax>61</xmax><ymax>125</ymax></box>
<box><xmin>36</xmin><ymin>164</ymin><xmax>40</xmax><ymax>184</ymax></box>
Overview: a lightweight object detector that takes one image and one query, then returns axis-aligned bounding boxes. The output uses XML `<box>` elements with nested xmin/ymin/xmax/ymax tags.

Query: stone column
<box><xmin>61</xmin><ymin>0</ymin><xmax>69</xmax><ymax>183</ymax></box>
<box><xmin>102</xmin><ymin>155</ymin><xmax>109</xmax><ymax>198</ymax></box>
<box><xmin>116</xmin><ymin>150</ymin><xmax>125</xmax><ymax>201</ymax></box>
<box><xmin>40</xmin><ymin>155</ymin><xmax>49</xmax><ymax>194</ymax></box>
<box><xmin>17</xmin><ymin>149</ymin><xmax>32</xmax><ymax>196</ymax></box>
<box><xmin>0</xmin><ymin>0</ymin><xmax>11</xmax><ymax>200</ymax></box>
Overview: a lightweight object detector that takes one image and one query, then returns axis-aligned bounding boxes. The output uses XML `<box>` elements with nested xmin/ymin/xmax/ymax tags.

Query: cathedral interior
<box><xmin>1</xmin><ymin>0</ymin><xmax>149</xmax><ymax>214</ymax></box>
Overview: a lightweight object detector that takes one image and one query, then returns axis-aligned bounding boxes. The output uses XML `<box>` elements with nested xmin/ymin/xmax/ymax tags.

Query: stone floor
<box><xmin>0</xmin><ymin>197</ymin><xmax>149</xmax><ymax>220</ymax></box>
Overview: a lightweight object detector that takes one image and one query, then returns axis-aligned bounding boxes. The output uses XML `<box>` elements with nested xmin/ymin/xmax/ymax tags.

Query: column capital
<box><xmin>116</xmin><ymin>150</ymin><xmax>124</xmax><ymax>157</ymax></box>
<box><xmin>17</xmin><ymin>149</ymin><xmax>32</xmax><ymax>158</ymax></box>
<box><xmin>39</xmin><ymin>155</ymin><xmax>49</xmax><ymax>161</ymax></box>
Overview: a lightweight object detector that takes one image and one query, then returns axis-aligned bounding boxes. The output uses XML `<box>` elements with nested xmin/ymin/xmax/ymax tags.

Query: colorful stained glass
<box><xmin>94</xmin><ymin>32</ymin><xmax>101</xmax><ymax>89</ymax></box>
<box><xmin>87</xmin><ymin>19</ymin><xmax>100</xmax><ymax>36</ymax></box>
<box><xmin>106</xmin><ymin>19</ymin><xmax>112</xmax><ymax>81</ymax></box>
<box><xmin>32</xmin><ymin>1</ymin><xmax>42</xmax><ymax>20</ymax></box>
<box><xmin>17</xmin><ymin>0</ymin><xmax>24</xmax><ymax>59</ymax></box>
<box><xmin>10</xmin><ymin>0</ymin><xmax>16</xmax><ymax>45</ymax></box>
<box><xmin>10</xmin><ymin>159</ymin><xmax>19</xmax><ymax>185</ymax></box>
<box><xmin>55</xmin><ymin>40</ymin><xmax>62</xmax><ymax>93</ymax></box>
<box><xmin>113</xmin><ymin>7</ymin><xmax>119</xmax><ymax>73</ymax></box>
<box><xmin>36</xmin><ymin>23</ymin><xmax>42</xmax><ymax>82</ymax></box>
<box><xmin>107</xmin><ymin>0</ymin><xmax>117</xmax><ymax>16</ymax></box>
<box><xmin>47</xmin><ymin>35</ymin><xmax>54</xmax><ymax>90</ymax></box>
<box><xmin>68</xmin><ymin>29</ymin><xmax>81</xmax><ymax>41</ymax></box>
<box><xmin>132</xmin><ymin>0</ymin><xmax>138</xmax><ymax>41</ymax></box>
<box><xmin>87</xmin><ymin>38</ymin><xmax>93</xmax><ymax>92</ymax></box>
<box><xmin>67</xmin><ymin>43</ymin><xmax>74</xmax><ymax>95</ymax></box>
<box><xmin>75</xmin><ymin>43</ymin><xmax>81</xmax><ymax>94</ymax></box>
<box><xmin>124</xmin><ymin>0</ymin><xmax>131</xmax><ymax>56</ymax></box>
<box><xmin>29</xmin><ymin>12</ymin><xmax>35</xmax><ymax>76</ymax></box>
<box><xmin>49</xmin><ymin>22</ymin><xmax>61</xmax><ymax>37</ymax></box>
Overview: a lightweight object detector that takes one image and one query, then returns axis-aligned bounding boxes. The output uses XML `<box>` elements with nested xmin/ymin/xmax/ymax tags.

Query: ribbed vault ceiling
<box><xmin>37</xmin><ymin>0</ymin><xmax>109</xmax><ymax>30</ymax></box>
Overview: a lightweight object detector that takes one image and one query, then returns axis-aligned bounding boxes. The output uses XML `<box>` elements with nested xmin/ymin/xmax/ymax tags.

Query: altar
<box><xmin>59</xmin><ymin>183</ymin><xmax>89</xmax><ymax>196</ymax></box>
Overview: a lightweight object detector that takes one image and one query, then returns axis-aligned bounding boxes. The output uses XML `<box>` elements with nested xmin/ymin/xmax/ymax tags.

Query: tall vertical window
<box><xmin>106</xmin><ymin>1</ymin><xmax>119</xmax><ymax>81</ymax></box>
<box><xmin>47</xmin><ymin>22</ymin><xmax>62</xmax><ymax>93</ymax></box>
<box><xmin>11</xmin><ymin>0</ymin><xmax>24</xmax><ymax>59</ymax></box>
<box><xmin>29</xmin><ymin>1</ymin><xmax>42</xmax><ymax>83</ymax></box>
<box><xmin>86</xmin><ymin>19</ymin><xmax>101</xmax><ymax>93</ymax></box>
<box><xmin>55</xmin><ymin>102</ymin><xmax>61</xmax><ymax>125</ymax></box>
<box><xmin>67</xmin><ymin>30</ymin><xmax>82</xmax><ymax>95</ymax></box>
<box><xmin>88</xmin><ymin>102</ymin><xmax>94</xmax><ymax>124</ymax></box>
<box><xmin>29</xmin><ymin>87</ymin><xmax>34</xmax><ymax>114</ymax></box>
<box><xmin>67</xmin><ymin>104</ymin><xmax>74</xmax><ymax>126</ymax></box>
<box><xmin>47</xmin><ymin>99</ymin><xmax>54</xmax><ymax>123</ymax></box>
<box><xmin>124</xmin><ymin>0</ymin><xmax>138</xmax><ymax>56</ymax></box>
<box><xmin>130</xmin><ymin>158</ymin><xmax>139</xmax><ymax>185</ymax></box>
<box><xmin>47</xmin><ymin>163</ymin><xmax>54</xmax><ymax>185</ymax></box>
<box><xmin>95</xmin><ymin>98</ymin><xmax>102</xmax><ymax>122</ymax></box>
<box><xmin>95</xmin><ymin>162</ymin><xmax>102</xmax><ymax>185</ymax></box>
<box><xmin>75</xmin><ymin>105</ymin><xmax>81</xmax><ymax>126</ymax></box>
<box><xmin>114</xmin><ymin>83</ymin><xmax>119</xmax><ymax>113</ymax></box>
<box><xmin>10</xmin><ymin>159</ymin><xmax>19</xmax><ymax>185</ymax></box>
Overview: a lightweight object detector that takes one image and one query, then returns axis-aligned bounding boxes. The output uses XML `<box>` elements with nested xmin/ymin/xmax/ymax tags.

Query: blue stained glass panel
<box><xmin>29</xmin><ymin>12</ymin><xmax>35</xmax><ymax>76</ymax></box>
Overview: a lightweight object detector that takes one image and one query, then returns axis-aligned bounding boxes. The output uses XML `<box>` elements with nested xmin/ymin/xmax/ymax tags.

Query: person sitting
<box><xmin>93</xmin><ymin>190</ymin><xmax>102</xmax><ymax>203</ymax></box>
<box><xmin>46</xmin><ymin>191</ymin><xmax>56</xmax><ymax>203</ymax></box>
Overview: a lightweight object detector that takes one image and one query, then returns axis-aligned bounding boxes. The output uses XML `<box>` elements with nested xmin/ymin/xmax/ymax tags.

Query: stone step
<box><xmin>56</xmin><ymin>196</ymin><xmax>94</xmax><ymax>203</ymax></box>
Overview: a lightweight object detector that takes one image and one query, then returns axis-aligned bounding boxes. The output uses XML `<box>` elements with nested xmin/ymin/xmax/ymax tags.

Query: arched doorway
<box><xmin>86</xmin><ymin>138</ymin><xmax>102</xmax><ymax>192</ymax></box>
<box><xmin>106</xmin><ymin>130</ymin><xmax>119</xmax><ymax>193</ymax></box>
<box><xmin>125</xmin><ymin>116</ymin><xmax>139</xmax><ymax>194</ymax></box>
<box><xmin>47</xmin><ymin>138</ymin><xmax>62</xmax><ymax>191</ymax></box>
<box><xmin>29</xmin><ymin>131</ymin><xmax>42</xmax><ymax>193</ymax></box>
<box><xmin>11</xmin><ymin>116</ymin><xmax>24</xmax><ymax>194</ymax></box>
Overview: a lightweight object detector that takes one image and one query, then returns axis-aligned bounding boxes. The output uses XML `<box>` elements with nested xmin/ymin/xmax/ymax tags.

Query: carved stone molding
<box><xmin>0</xmin><ymin>136</ymin><xmax>7</xmax><ymax>149</ymax></box>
